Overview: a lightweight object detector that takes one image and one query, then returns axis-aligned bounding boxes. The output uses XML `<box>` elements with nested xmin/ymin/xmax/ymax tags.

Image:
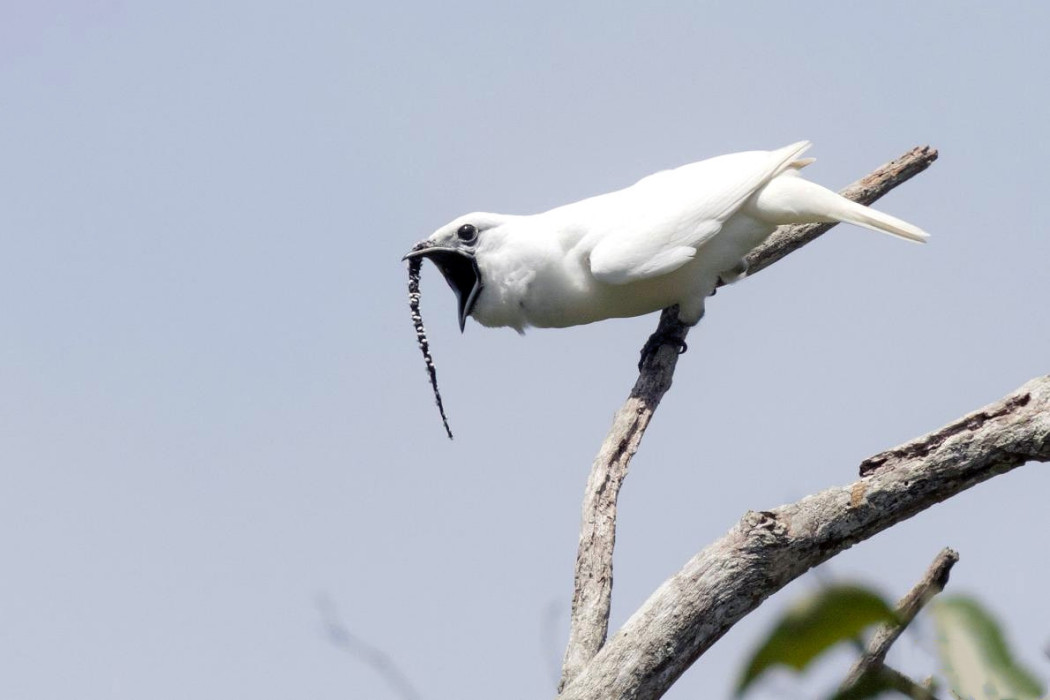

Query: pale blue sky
<box><xmin>3</xmin><ymin>2</ymin><xmax>1049</xmax><ymax>698</ymax></box>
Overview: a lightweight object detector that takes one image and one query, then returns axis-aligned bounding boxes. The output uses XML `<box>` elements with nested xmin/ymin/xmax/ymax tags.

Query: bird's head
<box><xmin>403</xmin><ymin>212</ymin><xmax>510</xmax><ymax>332</ymax></box>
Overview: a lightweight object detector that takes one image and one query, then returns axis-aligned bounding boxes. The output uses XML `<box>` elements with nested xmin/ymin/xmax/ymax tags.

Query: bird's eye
<box><xmin>457</xmin><ymin>223</ymin><xmax>478</xmax><ymax>242</ymax></box>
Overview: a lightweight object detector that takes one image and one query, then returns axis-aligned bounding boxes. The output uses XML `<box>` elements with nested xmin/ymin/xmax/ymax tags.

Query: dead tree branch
<box><xmin>558</xmin><ymin>376</ymin><xmax>1050</xmax><ymax>699</ymax></box>
<box><xmin>873</xmin><ymin>665</ymin><xmax>940</xmax><ymax>700</ymax></box>
<box><xmin>839</xmin><ymin>547</ymin><xmax>959</xmax><ymax>694</ymax></box>
<box><xmin>559</xmin><ymin>146</ymin><xmax>939</xmax><ymax>690</ymax></box>
<box><xmin>316</xmin><ymin>594</ymin><xmax>423</xmax><ymax>700</ymax></box>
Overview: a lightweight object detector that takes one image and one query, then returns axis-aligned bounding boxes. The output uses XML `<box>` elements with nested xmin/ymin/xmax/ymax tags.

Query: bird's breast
<box><xmin>473</xmin><ymin>247</ymin><xmax>705</xmax><ymax>329</ymax></box>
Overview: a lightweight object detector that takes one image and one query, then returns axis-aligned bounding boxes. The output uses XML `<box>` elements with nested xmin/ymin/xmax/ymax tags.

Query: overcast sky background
<box><xmin>3</xmin><ymin>2</ymin><xmax>1049</xmax><ymax>698</ymax></box>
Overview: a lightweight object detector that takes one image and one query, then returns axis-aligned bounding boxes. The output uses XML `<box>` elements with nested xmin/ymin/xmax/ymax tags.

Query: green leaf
<box><xmin>830</xmin><ymin>667</ymin><xmax>936</xmax><ymax>700</ymax></box>
<box><xmin>735</xmin><ymin>584</ymin><xmax>897</xmax><ymax>696</ymax></box>
<box><xmin>830</xmin><ymin>668</ymin><xmax>944</xmax><ymax>700</ymax></box>
<box><xmin>931</xmin><ymin>596</ymin><xmax>1045</xmax><ymax>700</ymax></box>
<box><xmin>832</xmin><ymin>669</ymin><xmax>900</xmax><ymax>700</ymax></box>
<box><xmin>828</xmin><ymin>668</ymin><xmax>900</xmax><ymax>700</ymax></box>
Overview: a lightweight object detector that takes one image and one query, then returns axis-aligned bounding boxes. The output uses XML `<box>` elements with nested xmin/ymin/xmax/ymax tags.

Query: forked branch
<box><xmin>559</xmin><ymin>376</ymin><xmax>1050</xmax><ymax>699</ymax></box>
<box><xmin>839</xmin><ymin>547</ymin><xmax>959</xmax><ymax>694</ymax></box>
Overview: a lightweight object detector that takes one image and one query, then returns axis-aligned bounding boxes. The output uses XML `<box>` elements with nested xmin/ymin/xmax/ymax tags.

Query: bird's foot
<box><xmin>637</xmin><ymin>327</ymin><xmax>689</xmax><ymax>371</ymax></box>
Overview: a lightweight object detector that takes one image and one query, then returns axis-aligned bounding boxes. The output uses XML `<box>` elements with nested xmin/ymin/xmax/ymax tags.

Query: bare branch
<box><xmin>316</xmin><ymin>594</ymin><xmax>423</xmax><ymax>700</ymax></box>
<box><xmin>840</xmin><ymin>548</ymin><xmax>960</xmax><ymax>693</ymax></box>
<box><xmin>558</xmin><ymin>306</ymin><xmax>686</xmax><ymax>691</ymax></box>
<box><xmin>559</xmin><ymin>376</ymin><xmax>1050</xmax><ymax>699</ymax></box>
<box><xmin>877</xmin><ymin>665</ymin><xmax>941</xmax><ymax>700</ymax></box>
<box><xmin>559</xmin><ymin>146</ymin><xmax>939</xmax><ymax>690</ymax></box>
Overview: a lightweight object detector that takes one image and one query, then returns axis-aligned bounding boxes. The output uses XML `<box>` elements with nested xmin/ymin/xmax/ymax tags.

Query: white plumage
<box><xmin>406</xmin><ymin>141</ymin><xmax>927</xmax><ymax>333</ymax></box>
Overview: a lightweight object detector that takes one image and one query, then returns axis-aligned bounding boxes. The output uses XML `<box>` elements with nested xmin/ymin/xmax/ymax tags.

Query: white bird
<box><xmin>405</xmin><ymin>141</ymin><xmax>927</xmax><ymax>335</ymax></box>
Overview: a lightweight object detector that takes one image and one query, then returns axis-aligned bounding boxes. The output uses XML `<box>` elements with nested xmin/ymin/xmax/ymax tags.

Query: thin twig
<box><xmin>558</xmin><ymin>376</ymin><xmax>1050</xmax><ymax>699</ymax></box>
<box><xmin>839</xmin><ymin>548</ymin><xmax>959</xmax><ymax>693</ymax></box>
<box><xmin>558</xmin><ymin>146</ymin><xmax>939</xmax><ymax>690</ymax></box>
<box><xmin>878</xmin><ymin>665</ymin><xmax>941</xmax><ymax>700</ymax></box>
<box><xmin>316</xmin><ymin>594</ymin><xmax>423</xmax><ymax>700</ymax></box>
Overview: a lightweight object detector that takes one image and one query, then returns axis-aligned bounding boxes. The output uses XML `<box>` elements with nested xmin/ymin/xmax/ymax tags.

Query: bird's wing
<box><xmin>587</xmin><ymin>141</ymin><xmax>812</xmax><ymax>285</ymax></box>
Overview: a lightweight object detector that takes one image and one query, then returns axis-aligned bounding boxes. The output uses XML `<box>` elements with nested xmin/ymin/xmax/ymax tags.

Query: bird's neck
<box><xmin>471</xmin><ymin>216</ymin><xmax>592</xmax><ymax>330</ymax></box>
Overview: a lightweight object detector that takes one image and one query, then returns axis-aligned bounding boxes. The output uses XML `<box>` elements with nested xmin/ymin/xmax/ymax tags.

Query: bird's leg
<box><xmin>638</xmin><ymin>333</ymin><xmax>688</xmax><ymax>371</ymax></box>
<box><xmin>637</xmin><ymin>307</ymin><xmax>691</xmax><ymax>371</ymax></box>
<box><xmin>717</xmin><ymin>258</ymin><xmax>749</xmax><ymax>286</ymax></box>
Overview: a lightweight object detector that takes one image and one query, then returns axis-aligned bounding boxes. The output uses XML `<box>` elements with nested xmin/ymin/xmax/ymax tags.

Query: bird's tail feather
<box><xmin>824</xmin><ymin>190</ymin><xmax>929</xmax><ymax>243</ymax></box>
<box><xmin>750</xmin><ymin>173</ymin><xmax>929</xmax><ymax>243</ymax></box>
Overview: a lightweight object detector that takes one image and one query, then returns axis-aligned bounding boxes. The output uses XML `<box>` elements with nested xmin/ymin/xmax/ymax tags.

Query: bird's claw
<box><xmin>637</xmin><ymin>331</ymin><xmax>689</xmax><ymax>371</ymax></box>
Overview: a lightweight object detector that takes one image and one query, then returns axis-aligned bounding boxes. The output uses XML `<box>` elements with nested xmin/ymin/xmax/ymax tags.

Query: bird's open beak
<box><xmin>403</xmin><ymin>242</ymin><xmax>483</xmax><ymax>332</ymax></box>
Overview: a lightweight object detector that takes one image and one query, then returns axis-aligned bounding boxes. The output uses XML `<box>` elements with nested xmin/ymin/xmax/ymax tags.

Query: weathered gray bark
<box><xmin>840</xmin><ymin>547</ymin><xmax>959</xmax><ymax>694</ymax></box>
<box><xmin>559</xmin><ymin>146</ymin><xmax>940</xmax><ymax>690</ymax></box>
<box><xmin>558</xmin><ymin>376</ymin><xmax>1050</xmax><ymax>699</ymax></box>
